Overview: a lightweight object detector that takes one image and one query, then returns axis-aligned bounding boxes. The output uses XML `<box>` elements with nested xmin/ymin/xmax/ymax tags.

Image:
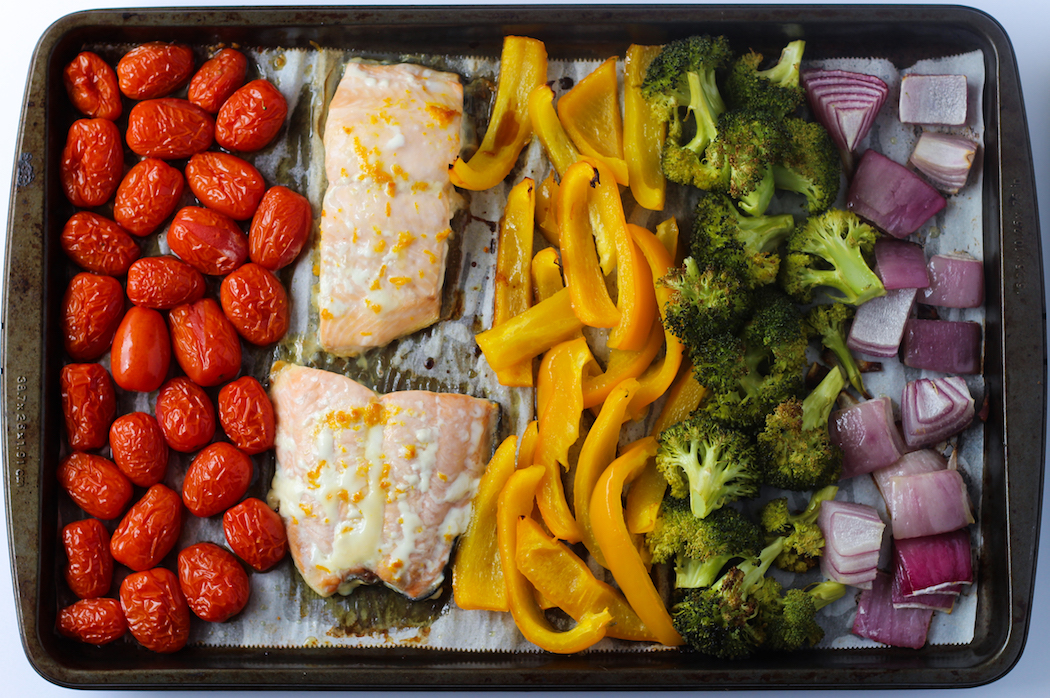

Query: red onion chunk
<box><xmin>847</xmin><ymin>150</ymin><xmax>947</xmax><ymax>238</ymax></box>
<box><xmin>819</xmin><ymin>501</ymin><xmax>885</xmax><ymax>556</ymax></box>
<box><xmin>909</xmin><ymin>132</ymin><xmax>977</xmax><ymax>194</ymax></box>
<box><xmin>820</xmin><ymin>554</ymin><xmax>876</xmax><ymax>589</ymax></box>
<box><xmin>902</xmin><ymin>319</ymin><xmax>982</xmax><ymax>374</ymax></box>
<box><xmin>894</xmin><ymin>529</ymin><xmax>973</xmax><ymax>595</ymax></box>
<box><xmin>830</xmin><ymin>397</ymin><xmax>909</xmax><ymax>479</ymax></box>
<box><xmin>875</xmin><ymin>239</ymin><xmax>929</xmax><ymax>289</ymax></box>
<box><xmin>922</xmin><ymin>252</ymin><xmax>984</xmax><ymax>308</ymax></box>
<box><xmin>846</xmin><ymin>287</ymin><xmax>917</xmax><ymax>358</ymax></box>
<box><xmin>852</xmin><ymin>571</ymin><xmax>933</xmax><ymax>649</ymax></box>
<box><xmin>891</xmin><ymin>567</ymin><xmax>957</xmax><ymax>613</ymax></box>
<box><xmin>898</xmin><ymin>74</ymin><xmax>968</xmax><ymax>126</ymax></box>
<box><xmin>872</xmin><ymin>449</ymin><xmax>947</xmax><ymax>499</ymax></box>
<box><xmin>885</xmin><ymin>469</ymin><xmax>975</xmax><ymax>539</ymax></box>
<box><xmin>801</xmin><ymin>69</ymin><xmax>888</xmax><ymax>153</ymax></box>
<box><xmin>901</xmin><ymin>376</ymin><xmax>976</xmax><ymax>448</ymax></box>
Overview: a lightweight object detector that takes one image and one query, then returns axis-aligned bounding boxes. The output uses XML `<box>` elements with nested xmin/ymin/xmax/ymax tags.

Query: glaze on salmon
<box><xmin>267</xmin><ymin>362</ymin><xmax>497</xmax><ymax>600</ymax></box>
<box><xmin>318</xmin><ymin>61</ymin><xmax>463</xmax><ymax>356</ymax></box>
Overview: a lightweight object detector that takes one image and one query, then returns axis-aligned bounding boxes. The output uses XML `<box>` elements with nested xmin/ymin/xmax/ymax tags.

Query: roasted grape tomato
<box><xmin>178</xmin><ymin>542</ymin><xmax>250</xmax><ymax>622</ymax></box>
<box><xmin>57</xmin><ymin>452</ymin><xmax>132</xmax><ymax>521</ymax></box>
<box><xmin>181</xmin><ymin>441</ymin><xmax>253</xmax><ymax>518</ymax></box>
<box><xmin>215</xmin><ymin>79</ymin><xmax>288</xmax><ymax>152</ymax></box>
<box><xmin>126</xmin><ymin>98</ymin><xmax>214</xmax><ymax>160</ymax></box>
<box><xmin>62</xmin><ymin>518</ymin><xmax>113</xmax><ymax>599</ymax></box>
<box><xmin>61</xmin><ymin>272</ymin><xmax>125</xmax><ymax>362</ymax></box>
<box><xmin>110</xmin><ymin>484</ymin><xmax>183</xmax><ymax>572</ymax></box>
<box><xmin>119</xmin><ymin>567</ymin><xmax>190</xmax><ymax>653</ymax></box>
<box><xmin>248</xmin><ymin>185</ymin><xmax>312</xmax><ymax>270</ymax></box>
<box><xmin>218</xmin><ymin>376</ymin><xmax>275</xmax><ymax>455</ymax></box>
<box><xmin>155</xmin><ymin>376</ymin><xmax>216</xmax><ymax>452</ymax></box>
<box><xmin>219</xmin><ymin>263</ymin><xmax>289</xmax><ymax>345</ymax></box>
<box><xmin>223</xmin><ymin>497</ymin><xmax>287</xmax><ymax>571</ymax></box>
<box><xmin>110</xmin><ymin>412</ymin><xmax>169</xmax><ymax>487</ymax></box>
<box><xmin>167</xmin><ymin>205</ymin><xmax>248</xmax><ymax>276</ymax></box>
<box><xmin>185</xmin><ymin>151</ymin><xmax>266</xmax><ymax>220</ymax></box>
<box><xmin>60</xmin><ymin>118</ymin><xmax>124</xmax><ymax>208</ymax></box>
<box><xmin>126</xmin><ymin>255</ymin><xmax>205</xmax><ymax>310</ymax></box>
<box><xmin>188</xmin><ymin>48</ymin><xmax>248</xmax><ymax>114</ymax></box>
<box><xmin>57</xmin><ymin>598</ymin><xmax>127</xmax><ymax>646</ymax></box>
<box><xmin>116</xmin><ymin>42</ymin><xmax>194</xmax><ymax>100</ymax></box>
<box><xmin>113</xmin><ymin>158</ymin><xmax>185</xmax><ymax>236</ymax></box>
<box><xmin>63</xmin><ymin>51</ymin><xmax>122</xmax><ymax>121</ymax></box>
<box><xmin>60</xmin><ymin>362</ymin><xmax>116</xmax><ymax>452</ymax></box>
<box><xmin>60</xmin><ymin>212</ymin><xmax>140</xmax><ymax>276</ymax></box>
<box><xmin>110</xmin><ymin>306</ymin><xmax>171</xmax><ymax>393</ymax></box>
<box><xmin>169</xmin><ymin>298</ymin><xmax>242</xmax><ymax>387</ymax></box>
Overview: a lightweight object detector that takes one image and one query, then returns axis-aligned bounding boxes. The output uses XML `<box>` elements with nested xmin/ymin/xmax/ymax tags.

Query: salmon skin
<box><xmin>318</xmin><ymin>61</ymin><xmax>463</xmax><ymax>356</ymax></box>
<box><xmin>267</xmin><ymin>361</ymin><xmax>497</xmax><ymax>600</ymax></box>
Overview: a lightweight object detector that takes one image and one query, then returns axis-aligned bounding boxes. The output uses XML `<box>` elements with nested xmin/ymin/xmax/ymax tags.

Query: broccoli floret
<box><xmin>779</xmin><ymin>208</ymin><xmax>886</xmax><ymax>305</ymax></box>
<box><xmin>757</xmin><ymin>366</ymin><xmax>846</xmax><ymax>491</ymax></box>
<box><xmin>661</xmin><ymin>257</ymin><xmax>754</xmax><ymax>346</ymax></box>
<box><xmin>691</xmin><ymin>194</ymin><xmax>796</xmax><ymax>289</ymax></box>
<box><xmin>760</xmin><ymin>580</ymin><xmax>847</xmax><ymax>652</ymax></box>
<box><xmin>643</xmin><ymin>35</ymin><xmax>733</xmax><ymax>183</ymax></box>
<box><xmin>656</xmin><ymin>412</ymin><xmax>761</xmax><ymax>519</ymax></box>
<box><xmin>693</xmin><ymin>109</ymin><xmax>787</xmax><ymax>215</ymax></box>
<box><xmin>774</xmin><ymin>117</ymin><xmax>842</xmax><ymax>214</ymax></box>
<box><xmin>724</xmin><ymin>40</ymin><xmax>806</xmax><ymax>117</ymax></box>
<box><xmin>804</xmin><ymin>303</ymin><xmax>867</xmax><ymax>396</ymax></box>
<box><xmin>759</xmin><ymin>485</ymin><xmax>839</xmax><ymax>572</ymax></box>
<box><xmin>671</xmin><ymin>537</ymin><xmax>785</xmax><ymax>658</ymax></box>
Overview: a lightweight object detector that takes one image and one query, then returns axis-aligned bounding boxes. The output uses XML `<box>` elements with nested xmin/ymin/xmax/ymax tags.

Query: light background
<box><xmin>1</xmin><ymin>1</ymin><xmax>1046</xmax><ymax>695</ymax></box>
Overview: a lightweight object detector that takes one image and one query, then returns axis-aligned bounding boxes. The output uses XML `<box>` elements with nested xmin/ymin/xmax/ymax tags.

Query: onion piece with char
<box><xmin>922</xmin><ymin>252</ymin><xmax>984</xmax><ymax>308</ymax></box>
<box><xmin>893</xmin><ymin>528</ymin><xmax>973</xmax><ymax>596</ymax></box>
<box><xmin>852</xmin><ymin>571</ymin><xmax>933</xmax><ymax>649</ymax></box>
<box><xmin>885</xmin><ymin>469</ymin><xmax>974</xmax><ymax>540</ymax></box>
<box><xmin>846</xmin><ymin>286</ymin><xmax>918</xmax><ymax>358</ymax></box>
<box><xmin>902</xmin><ymin>318</ymin><xmax>982</xmax><ymax>375</ymax></box>
<box><xmin>909</xmin><ymin>131</ymin><xmax>977</xmax><ymax>194</ymax></box>
<box><xmin>900</xmin><ymin>376</ymin><xmax>976</xmax><ymax>449</ymax></box>
<box><xmin>847</xmin><ymin>149</ymin><xmax>946</xmax><ymax>238</ymax></box>
<box><xmin>818</xmin><ymin>500</ymin><xmax>885</xmax><ymax>588</ymax></box>
<box><xmin>872</xmin><ymin>448</ymin><xmax>947</xmax><ymax>500</ymax></box>
<box><xmin>830</xmin><ymin>396</ymin><xmax>909</xmax><ymax>479</ymax></box>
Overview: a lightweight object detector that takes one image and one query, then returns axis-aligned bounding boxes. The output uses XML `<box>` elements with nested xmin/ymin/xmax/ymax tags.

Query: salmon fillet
<box><xmin>267</xmin><ymin>362</ymin><xmax>498</xmax><ymax>600</ymax></box>
<box><xmin>318</xmin><ymin>61</ymin><xmax>463</xmax><ymax>356</ymax></box>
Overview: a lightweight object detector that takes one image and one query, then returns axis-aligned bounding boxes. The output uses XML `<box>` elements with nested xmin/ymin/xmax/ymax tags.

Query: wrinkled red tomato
<box><xmin>126</xmin><ymin>98</ymin><xmax>214</xmax><ymax>160</ymax></box>
<box><xmin>167</xmin><ymin>205</ymin><xmax>248</xmax><ymax>276</ymax></box>
<box><xmin>218</xmin><ymin>376</ymin><xmax>275</xmax><ymax>455</ymax></box>
<box><xmin>119</xmin><ymin>567</ymin><xmax>190</xmax><ymax>653</ymax></box>
<box><xmin>113</xmin><ymin>158</ymin><xmax>185</xmax><ymax>236</ymax></box>
<box><xmin>57</xmin><ymin>452</ymin><xmax>133</xmax><ymax>521</ymax></box>
<box><xmin>178</xmin><ymin>542</ymin><xmax>250</xmax><ymax>622</ymax></box>
<box><xmin>60</xmin><ymin>362</ymin><xmax>116</xmax><ymax>452</ymax></box>
<box><xmin>215</xmin><ymin>79</ymin><xmax>288</xmax><ymax>152</ymax></box>
<box><xmin>155</xmin><ymin>376</ymin><xmax>216</xmax><ymax>452</ymax></box>
<box><xmin>249</xmin><ymin>186</ymin><xmax>312</xmax><ymax>271</ymax></box>
<box><xmin>185</xmin><ymin>151</ymin><xmax>266</xmax><ymax>220</ymax></box>
<box><xmin>117</xmin><ymin>42</ymin><xmax>194</xmax><ymax>100</ymax></box>
<box><xmin>62</xmin><ymin>518</ymin><xmax>114</xmax><ymax>600</ymax></box>
<box><xmin>60</xmin><ymin>212</ymin><xmax>140</xmax><ymax>276</ymax></box>
<box><xmin>60</xmin><ymin>118</ymin><xmax>124</xmax><ymax>208</ymax></box>
<box><xmin>181</xmin><ymin>441</ymin><xmax>253</xmax><ymax>518</ymax></box>
<box><xmin>57</xmin><ymin>598</ymin><xmax>127</xmax><ymax>646</ymax></box>
<box><xmin>61</xmin><ymin>272</ymin><xmax>125</xmax><ymax>361</ymax></box>
<box><xmin>126</xmin><ymin>255</ymin><xmax>205</xmax><ymax>310</ymax></box>
<box><xmin>110</xmin><ymin>484</ymin><xmax>183</xmax><ymax>572</ymax></box>
<box><xmin>223</xmin><ymin>497</ymin><xmax>287</xmax><ymax>571</ymax></box>
<box><xmin>110</xmin><ymin>306</ymin><xmax>171</xmax><ymax>393</ymax></box>
<box><xmin>188</xmin><ymin>48</ymin><xmax>248</xmax><ymax>114</ymax></box>
<box><xmin>63</xmin><ymin>51</ymin><xmax>122</xmax><ymax>121</ymax></box>
<box><xmin>110</xmin><ymin>411</ymin><xmax>170</xmax><ymax>487</ymax></box>
<box><xmin>219</xmin><ymin>263</ymin><xmax>289</xmax><ymax>346</ymax></box>
<box><xmin>169</xmin><ymin>298</ymin><xmax>242</xmax><ymax>387</ymax></box>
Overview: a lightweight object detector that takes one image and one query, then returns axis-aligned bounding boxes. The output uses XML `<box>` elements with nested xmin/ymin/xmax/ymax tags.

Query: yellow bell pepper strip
<box><xmin>653</xmin><ymin>364</ymin><xmax>708</xmax><ymax>436</ymax></box>
<box><xmin>655</xmin><ymin>216</ymin><xmax>681</xmax><ymax>262</ymax></box>
<box><xmin>558</xmin><ymin>161</ymin><xmax>621</xmax><ymax>328</ymax></box>
<box><xmin>581</xmin><ymin>315</ymin><xmax>664</xmax><ymax>410</ymax></box>
<box><xmin>556</xmin><ymin>57</ymin><xmax>629</xmax><ymax>186</ymax></box>
<box><xmin>603</xmin><ymin>192</ymin><xmax>657</xmax><ymax>351</ymax></box>
<box><xmin>534</xmin><ymin>337</ymin><xmax>593</xmax><ymax>543</ymax></box>
<box><xmin>452</xmin><ymin>435</ymin><xmax>517</xmax><ymax>611</ymax></box>
<box><xmin>573</xmin><ymin>378</ymin><xmax>639</xmax><ymax>568</ymax></box>
<box><xmin>493</xmin><ymin>178</ymin><xmax>536</xmax><ymax>387</ymax></box>
<box><xmin>450</xmin><ymin>36</ymin><xmax>547</xmax><ymax>191</ymax></box>
<box><xmin>515</xmin><ymin>516</ymin><xmax>657</xmax><ymax>642</ymax></box>
<box><xmin>498</xmin><ymin>465</ymin><xmax>612</xmax><ymax>652</ymax></box>
<box><xmin>590</xmin><ymin>437</ymin><xmax>683</xmax><ymax>647</ymax></box>
<box><xmin>528</xmin><ymin>84</ymin><xmax>580</xmax><ymax>178</ymax></box>
<box><xmin>625</xmin><ymin>223</ymin><xmax>684</xmax><ymax>420</ymax></box>
<box><xmin>531</xmin><ymin>247</ymin><xmax>566</xmax><ymax>303</ymax></box>
<box><xmin>534</xmin><ymin>173</ymin><xmax>561</xmax><ymax>247</ymax></box>
<box><xmin>624</xmin><ymin>44</ymin><xmax>667</xmax><ymax>212</ymax></box>
<box><xmin>475</xmin><ymin>287</ymin><xmax>583</xmax><ymax>373</ymax></box>
<box><xmin>517</xmin><ymin>419</ymin><xmax>539</xmax><ymax>470</ymax></box>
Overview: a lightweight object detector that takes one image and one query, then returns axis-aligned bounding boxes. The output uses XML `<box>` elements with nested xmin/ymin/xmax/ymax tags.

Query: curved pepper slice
<box><xmin>452</xmin><ymin>434</ymin><xmax>518</xmax><ymax>611</ymax></box>
<box><xmin>574</xmin><ymin>378</ymin><xmax>639</xmax><ymax>568</ymax></box>
<box><xmin>534</xmin><ymin>173</ymin><xmax>561</xmax><ymax>247</ymax></box>
<box><xmin>498</xmin><ymin>465</ymin><xmax>612</xmax><ymax>653</ymax></box>
<box><xmin>655</xmin><ymin>216</ymin><xmax>681</xmax><ymax>263</ymax></box>
<box><xmin>624</xmin><ymin>44</ymin><xmax>667</xmax><ymax>211</ymax></box>
<box><xmin>590</xmin><ymin>437</ymin><xmax>683</xmax><ymax>647</ymax></box>
<box><xmin>515</xmin><ymin>515</ymin><xmax>656</xmax><ymax>642</ymax></box>
<box><xmin>529</xmin><ymin>84</ymin><xmax>580</xmax><ymax>178</ymax></box>
<box><xmin>556</xmin><ymin>57</ymin><xmax>629</xmax><ymax>186</ymax></box>
<box><xmin>493</xmin><ymin>178</ymin><xmax>536</xmax><ymax>387</ymax></box>
<box><xmin>476</xmin><ymin>287</ymin><xmax>583</xmax><ymax>373</ymax></box>
<box><xmin>531</xmin><ymin>247</ymin><xmax>567</xmax><ymax>303</ymax></box>
<box><xmin>451</xmin><ymin>36</ymin><xmax>547</xmax><ymax>191</ymax></box>
<box><xmin>581</xmin><ymin>316</ymin><xmax>664</xmax><ymax>410</ymax></box>
<box><xmin>535</xmin><ymin>337</ymin><xmax>594</xmax><ymax>543</ymax></box>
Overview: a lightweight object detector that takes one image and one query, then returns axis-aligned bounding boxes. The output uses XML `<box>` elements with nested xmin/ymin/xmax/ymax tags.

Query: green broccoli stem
<box><xmin>818</xmin><ymin>322</ymin><xmax>867</xmax><ymax>396</ymax></box>
<box><xmin>737</xmin><ymin>167</ymin><xmax>776</xmax><ymax>216</ymax></box>
<box><xmin>757</xmin><ymin>40</ymin><xmax>805</xmax><ymax>86</ymax></box>
<box><xmin>795</xmin><ymin>484</ymin><xmax>840</xmax><ymax>525</ymax></box>
<box><xmin>676</xmin><ymin>554</ymin><xmax>736</xmax><ymax>589</ymax></box>
<box><xmin>683</xmin><ymin>70</ymin><xmax>723</xmax><ymax>154</ymax></box>
<box><xmin>807</xmin><ymin>580</ymin><xmax>847</xmax><ymax>610</ymax></box>
<box><xmin>714</xmin><ymin>537</ymin><xmax>785</xmax><ymax>597</ymax></box>
<box><xmin>736</xmin><ymin>210</ymin><xmax>796</xmax><ymax>255</ymax></box>
<box><xmin>801</xmin><ymin>365</ymin><xmax>846</xmax><ymax>431</ymax></box>
<box><xmin>815</xmin><ymin>234</ymin><xmax>884</xmax><ymax>306</ymax></box>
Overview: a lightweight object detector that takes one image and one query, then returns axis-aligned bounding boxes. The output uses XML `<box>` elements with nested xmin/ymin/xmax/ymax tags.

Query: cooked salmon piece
<box><xmin>267</xmin><ymin>362</ymin><xmax>497</xmax><ymax>599</ymax></box>
<box><xmin>318</xmin><ymin>61</ymin><xmax>463</xmax><ymax>356</ymax></box>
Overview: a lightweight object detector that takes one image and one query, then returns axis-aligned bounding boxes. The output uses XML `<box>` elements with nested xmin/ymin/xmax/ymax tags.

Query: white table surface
<box><xmin>2</xmin><ymin>0</ymin><xmax>1047</xmax><ymax>695</ymax></box>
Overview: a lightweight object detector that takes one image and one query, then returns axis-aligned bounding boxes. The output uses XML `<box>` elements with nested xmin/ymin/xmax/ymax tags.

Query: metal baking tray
<box><xmin>2</xmin><ymin>4</ymin><xmax>1045</xmax><ymax>690</ymax></box>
